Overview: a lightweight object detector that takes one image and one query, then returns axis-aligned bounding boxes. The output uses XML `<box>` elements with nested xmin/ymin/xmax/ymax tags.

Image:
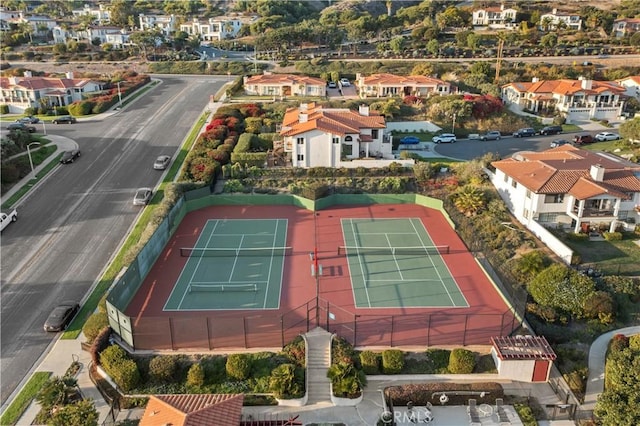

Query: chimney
<box><xmin>552</xmin><ymin>8</ymin><xmax>557</xmax><ymax>14</ymax></box>
<box><xmin>581</xmin><ymin>78</ymin><xmax>593</xmax><ymax>90</ymax></box>
<box><xmin>500</xmin><ymin>3</ymin><xmax>505</xmax><ymax>11</ymax></box>
<box><xmin>532</xmin><ymin>77</ymin><xmax>539</xmax><ymax>83</ymax></box>
<box><xmin>8</xmin><ymin>76</ymin><xmax>18</xmax><ymax>85</ymax></box>
<box><xmin>23</xmin><ymin>70</ymin><xmax>32</xmax><ymax>77</ymax></box>
<box><xmin>299</xmin><ymin>112</ymin><xmax>308</xmax><ymax>123</ymax></box>
<box><xmin>299</xmin><ymin>103</ymin><xmax>308</xmax><ymax>111</ymax></box>
<box><xmin>359</xmin><ymin>104</ymin><xmax>369</xmax><ymax>116</ymax></box>
<box><xmin>590</xmin><ymin>164</ymin><xmax>605</xmax><ymax>182</ymax></box>
<box><xmin>65</xmin><ymin>71</ymin><xmax>74</xmax><ymax>79</ymax></box>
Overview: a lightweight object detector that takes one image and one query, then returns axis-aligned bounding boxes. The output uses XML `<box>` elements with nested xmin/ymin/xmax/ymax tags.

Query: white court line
<box><xmin>354</xmin><ymin>232</ymin><xmax>418</xmax><ymax>235</ymax></box>
<box><xmin>191</xmin><ymin>280</ymin><xmax>268</xmax><ymax>285</ymax></box>
<box><xmin>368</xmin><ymin>278</ymin><xmax>442</xmax><ymax>282</ymax></box>
<box><xmin>227</xmin><ymin>235</ymin><xmax>245</xmax><ymax>283</ymax></box>
<box><xmin>177</xmin><ymin>220</ymin><xmax>220</xmax><ymax>309</ymax></box>
<box><xmin>350</xmin><ymin>219</ymin><xmax>372</xmax><ymax>307</ymax></box>
<box><xmin>262</xmin><ymin>219</ymin><xmax>280</xmax><ymax>309</ymax></box>
<box><xmin>385</xmin><ymin>233</ymin><xmax>405</xmax><ymax>280</ymax></box>
<box><xmin>409</xmin><ymin>218</ymin><xmax>456</xmax><ymax>306</ymax></box>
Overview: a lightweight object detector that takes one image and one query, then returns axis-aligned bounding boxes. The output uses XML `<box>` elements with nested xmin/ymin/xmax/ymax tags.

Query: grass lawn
<box><xmin>564</xmin><ymin>233</ymin><xmax>640</xmax><ymax>276</ymax></box>
<box><xmin>0</xmin><ymin>371</ymin><xmax>51</xmax><ymax>426</ymax></box>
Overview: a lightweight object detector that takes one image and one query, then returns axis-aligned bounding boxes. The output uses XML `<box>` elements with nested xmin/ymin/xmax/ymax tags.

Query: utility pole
<box><xmin>495</xmin><ymin>38</ymin><xmax>504</xmax><ymax>83</ymax></box>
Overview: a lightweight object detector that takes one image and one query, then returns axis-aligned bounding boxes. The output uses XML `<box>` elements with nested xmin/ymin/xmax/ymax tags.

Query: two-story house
<box><xmin>540</xmin><ymin>8</ymin><xmax>582</xmax><ymax>31</ymax></box>
<box><xmin>501</xmin><ymin>77</ymin><xmax>626</xmax><ymax>123</ymax></box>
<box><xmin>356</xmin><ymin>73</ymin><xmax>451</xmax><ymax>98</ymax></box>
<box><xmin>243</xmin><ymin>74</ymin><xmax>326</xmax><ymax>97</ymax></box>
<box><xmin>279</xmin><ymin>103</ymin><xmax>413</xmax><ymax>169</ymax></box>
<box><xmin>490</xmin><ymin>145</ymin><xmax>640</xmax><ymax>237</ymax></box>
<box><xmin>612</xmin><ymin>18</ymin><xmax>640</xmax><ymax>38</ymax></box>
<box><xmin>139</xmin><ymin>13</ymin><xmax>176</xmax><ymax>36</ymax></box>
<box><xmin>0</xmin><ymin>71</ymin><xmax>104</xmax><ymax>113</ymax></box>
<box><xmin>179</xmin><ymin>15</ymin><xmax>253</xmax><ymax>42</ymax></box>
<box><xmin>72</xmin><ymin>4</ymin><xmax>111</xmax><ymax>25</ymax></box>
<box><xmin>617</xmin><ymin>76</ymin><xmax>640</xmax><ymax>101</ymax></box>
<box><xmin>472</xmin><ymin>4</ymin><xmax>518</xmax><ymax>29</ymax></box>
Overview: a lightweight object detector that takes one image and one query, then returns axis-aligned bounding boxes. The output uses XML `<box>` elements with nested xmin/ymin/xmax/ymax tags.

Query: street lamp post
<box><xmin>27</xmin><ymin>142</ymin><xmax>41</xmax><ymax>175</ymax></box>
<box><xmin>451</xmin><ymin>113</ymin><xmax>457</xmax><ymax>134</ymax></box>
<box><xmin>42</xmin><ymin>119</ymin><xmax>46</xmax><ymax>135</ymax></box>
<box><xmin>117</xmin><ymin>81</ymin><xmax>122</xmax><ymax>108</ymax></box>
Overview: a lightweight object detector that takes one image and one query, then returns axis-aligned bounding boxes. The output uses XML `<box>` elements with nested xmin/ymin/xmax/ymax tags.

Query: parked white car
<box><xmin>1</xmin><ymin>209</ymin><xmax>18</xmax><ymax>232</ymax></box>
<box><xmin>432</xmin><ymin>133</ymin><xmax>457</xmax><ymax>144</ymax></box>
<box><xmin>339</xmin><ymin>78</ymin><xmax>350</xmax><ymax>87</ymax></box>
<box><xmin>595</xmin><ymin>132</ymin><xmax>620</xmax><ymax>141</ymax></box>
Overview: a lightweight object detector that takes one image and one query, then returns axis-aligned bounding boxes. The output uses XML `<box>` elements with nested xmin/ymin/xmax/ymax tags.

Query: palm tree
<box><xmin>453</xmin><ymin>185</ymin><xmax>485</xmax><ymax>217</ymax></box>
<box><xmin>386</xmin><ymin>0</ymin><xmax>393</xmax><ymax>17</ymax></box>
<box><xmin>36</xmin><ymin>376</ymin><xmax>79</xmax><ymax>413</ymax></box>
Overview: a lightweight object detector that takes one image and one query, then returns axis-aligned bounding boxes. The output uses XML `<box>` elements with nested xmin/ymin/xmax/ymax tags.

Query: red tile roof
<box><xmin>492</xmin><ymin>145</ymin><xmax>640</xmax><ymax>199</ymax></box>
<box><xmin>140</xmin><ymin>394</ymin><xmax>244</xmax><ymax>426</ymax></box>
<box><xmin>361</xmin><ymin>73</ymin><xmax>447</xmax><ymax>87</ymax></box>
<box><xmin>0</xmin><ymin>76</ymin><xmax>96</xmax><ymax>91</ymax></box>
<box><xmin>503</xmin><ymin>79</ymin><xmax>625</xmax><ymax>96</ymax></box>
<box><xmin>245</xmin><ymin>73</ymin><xmax>326</xmax><ymax>86</ymax></box>
<box><xmin>280</xmin><ymin>103</ymin><xmax>385</xmax><ymax>137</ymax></box>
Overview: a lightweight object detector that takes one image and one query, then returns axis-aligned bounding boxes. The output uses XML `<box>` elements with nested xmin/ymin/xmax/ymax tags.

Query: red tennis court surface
<box><xmin>126</xmin><ymin>204</ymin><xmax>518</xmax><ymax>350</ymax></box>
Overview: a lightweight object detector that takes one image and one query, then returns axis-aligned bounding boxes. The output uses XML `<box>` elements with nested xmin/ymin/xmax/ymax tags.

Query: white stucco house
<box><xmin>243</xmin><ymin>74</ymin><xmax>326</xmax><ymax>97</ymax></box>
<box><xmin>0</xmin><ymin>71</ymin><xmax>104</xmax><ymax>113</ymax></box>
<box><xmin>472</xmin><ymin>4</ymin><xmax>518</xmax><ymax>29</ymax></box>
<box><xmin>501</xmin><ymin>77</ymin><xmax>626</xmax><ymax>123</ymax></box>
<box><xmin>179</xmin><ymin>15</ymin><xmax>254</xmax><ymax>41</ymax></box>
<box><xmin>279</xmin><ymin>102</ymin><xmax>414</xmax><ymax>169</ymax></box>
<box><xmin>138</xmin><ymin>13</ymin><xmax>176</xmax><ymax>36</ymax></box>
<box><xmin>540</xmin><ymin>8</ymin><xmax>582</xmax><ymax>30</ymax></box>
<box><xmin>617</xmin><ymin>75</ymin><xmax>640</xmax><ymax>100</ymax></box>
<box><xmin>612</xmin><ymin>18</ymin><xmax>640</xmax><ymax>38</ymax></box>
<box><xmin>72</xmin><ymin>4</ymin><xmax>111</xmax><ymax>25</ymax></box>
<box><xmin>490</xmin><ymin>145</ymin><xmax>640</xmax><ymax>233</ymax></box>
<box><xmin>355</xmin><ymin>73</ymin><xmax>451</xmax><ymax>98</ymax></box>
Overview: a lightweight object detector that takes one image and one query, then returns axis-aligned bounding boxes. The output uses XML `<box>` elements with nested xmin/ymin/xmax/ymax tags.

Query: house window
<box><xmin>523</xmin><ymin>209</ymin><xmax>530</xmax><ymax>219</ymax></box>
<box><xmin>345</xmin><ymin>136</ymin><xmax>353</xmax><ymax>141</ymax></box>
<box><xmin>342</xmin><ymin>145</ymin><xmax>353</xmax><ymax>156</ymax></box>
<box><xmin>297</xmin><ymin>138</ymin><xmax>304</xmax><ymax>145</ymax></box>
<box><xmin>544</xmin><ymin>194</ymin><xmax>565</xmax><ymax>203</ymax></box>
<box><xmin>526</xmin><ymin>190</ymin><xmax>532</xmax><ymax>199</ymax></box>
<box><xmin>511</xmin><ymin>179</ymin><xmax>517</xmax><ymax>188</ymax></box>
<box><xmin>297</xmin><ymin>154</ymin><xmax>304</xmax><ymax>161</ymax></box>
<box><xmin>371</xmin><ymin>129</ymin><xmax>379</xmax><ymax>139</ymax></box>
<box><xmin>332</xmin><ymin>137</ymin><xmax>339</xmax><ymax>144</ymax></box>
<box><xmin>503</xmin><ymin>174</ymin><xmax>508</xmax><ymax>183</ymax></box>
<box><xmin>538</xmin><ymin>212</ymin><xmax>559</xmax><ymax>222</ymax></box>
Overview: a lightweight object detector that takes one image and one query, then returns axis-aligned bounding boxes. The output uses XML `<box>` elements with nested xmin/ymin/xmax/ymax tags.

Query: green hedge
<box><xmin>382</xmin><ymin>350</ymin><xmax>404</xmax><ymax>374</ymax></box>
<box><xmin>226</xmin><ymin>353</ymin><xmax>252</xmax><ymax>380</ymax></box>
<box><xmin>448</xmin><ymin>349</ymin><xmax>476</xmax><ymax>374</ymax></box>
<box><xmin>229</xmin><ymin>152</ymin><xmax>268</xmax><ymax>167</ymax></box>
<box><xmin>359</xmin><ymin>351</ymin><xmax>381</xmax><ymax>374</ymax></box>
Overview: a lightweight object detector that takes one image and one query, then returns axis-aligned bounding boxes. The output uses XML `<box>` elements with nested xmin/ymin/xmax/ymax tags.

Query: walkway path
<box><xmin>582</xmin><ymin>325</ymin><xmax>640</xmax><ymax>411</ymax></box>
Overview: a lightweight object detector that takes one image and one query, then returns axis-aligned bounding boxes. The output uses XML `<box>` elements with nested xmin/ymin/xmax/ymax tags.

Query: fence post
<box><xmin>243</xmin><ymin>316</ymin><xmax>248</xmax><ymax>348</ymax></box>
<box><xmin>206</xmin><ymin>317</ymin><xmax>212</xmax><ymax>350</ymax></box>
<box><xmin>280</xmin><ymin>317</ymin><xmax>285</xmax><ymax>347</ymax></box>
<box><xmin>390</xmin><ymin>315</ymin><xmax>394</xmax><ymax>347</ymax></box>
<box><xmin>463</xmin><ymin>314</ymin><xmax>469</xmax><ymax>345</ymax></box>
<box><xmin>169</xmin><ymin>317</ymin><xmax>175</xmax><ymax>350</ymax></box>
<box><xmin>427</xmin><ymin>315</ymin><xmax>431</xmax><ymax>346</ymax></box>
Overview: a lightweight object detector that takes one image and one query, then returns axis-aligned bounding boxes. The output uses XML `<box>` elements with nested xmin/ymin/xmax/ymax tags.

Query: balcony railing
<box><xmin>573</xmin><ymin>208</ymin><xmax>615</xmax><ymax>217</ymax></box>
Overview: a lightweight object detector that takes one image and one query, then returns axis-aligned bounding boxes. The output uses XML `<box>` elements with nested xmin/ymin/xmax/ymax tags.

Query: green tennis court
<box><xmin>341</xmin><ymin>218</ymin><xmax>468</xmax><ymax>308</ymax></box>
<box><xmin>164</xmin><ymin>219</ymin><xmax>288</xmax><ymax>311</ymax></box>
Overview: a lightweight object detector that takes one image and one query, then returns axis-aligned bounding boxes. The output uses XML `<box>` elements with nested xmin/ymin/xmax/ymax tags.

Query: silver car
<box><xmin>133</xmin><ymin>188</ymin><xmax>153</xmax><ymax>205</ymax></box>
<box><xmin>153</xmin><ymin>155</ymin><xmax>171</xmax><ymax>170</ymax></box>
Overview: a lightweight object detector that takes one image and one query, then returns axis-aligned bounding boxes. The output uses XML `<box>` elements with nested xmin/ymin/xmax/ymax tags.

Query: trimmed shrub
<box><xmin>448</xmin><ymin>348</ymin><xmax>476</xmax><ymax>373</ymax></box>
<box><xmin>226</xmin><ymin>354</ymin><xmax>251</xmax><ymax>380</ymax></box>
<box><xmin>609</xmin><ymin>334</ymin><xmax>629</xmax><ymax>353</ymax></box>
<box><xmin>90</xmin><ymin>326</ymin><xmax>112</xmax><ymax>366</ymax></box>
<box><xmin>281</xmin><ymin>335</ymin><xmax>306</xmax><ymax>367</ymax></box>
<box><xmin>186</xmin><ymin>363</ymin><xmax>205</xmax><ymax>389</ymax></box>
<box><xmin>359</xmin><ymin>351</ymin><xmax>381</xmax><ymax>375</ymax></box>
<box><xmin>629</xmin><ymin>335</ymin><xmax>640</xmax><ymax>351</ymax></box>
<box><xmin>382</xmin><ymin>350</ymin><xmax>404</xmax><ymax>374</ymax></box>
<box><xmin>583</xmin><ymin>291</ymin><xmax>615</xmax><ymax>320</ymax></box>
<box><xmin>269</xmin><ymin>363</ymin><xmax>304</xmax><ymax>399</ymax></box>
<box><xmin>148</xmin><ymin>356</ymin><xmax>177</xmax><ymax>382</ymax></box>
<box><xmin>602</xmin><ymin>231</ymin><xmax>622</xmax><ymax>241</ymax></box>
<box><xmin>82</xmin><ymin>312</ymin><xmax>109</xmax><ymax>343</ymax></box>
<box><xmin>112</xmin><ymin>358</ymin><xmax>140</xmax><ymax>392</ymax></box>
<box><xmin>99</xmin><ymin>344</ymin><xmax>127</xmax><ymax>372</ymax></box>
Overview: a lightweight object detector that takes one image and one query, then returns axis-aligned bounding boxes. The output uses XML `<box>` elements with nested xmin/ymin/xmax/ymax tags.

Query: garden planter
<box><xmin>276</xmin><ymin>393</ymin><xmax>308</xmax><ymax>407</ymax></box>
<box><xmin>330</xmin><ymin>383</ymin><xmax>363</xmax><ymax>406</ymax></box>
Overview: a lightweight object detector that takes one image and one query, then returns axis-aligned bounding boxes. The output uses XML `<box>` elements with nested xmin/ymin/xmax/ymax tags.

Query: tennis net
<box><xmin>188</xmin><ymin>283</ymin><xmax>258</xmax><ymax>292</ymax></box>
<box><xmin>180</xmin><ymin>246</ymin><xmax>292</xmax><ymax>257</ymax></box>
<box><xmin>338</xmin><ymin>245</ymin><xmax>450</xmax><ymax>256</ymax></box>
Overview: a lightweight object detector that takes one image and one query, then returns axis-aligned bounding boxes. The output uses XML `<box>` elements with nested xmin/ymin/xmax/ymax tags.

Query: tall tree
<box><xmin>109</xmin><ymin>0</ymin><xmax>136</xmax><ymax>28</ymax></box>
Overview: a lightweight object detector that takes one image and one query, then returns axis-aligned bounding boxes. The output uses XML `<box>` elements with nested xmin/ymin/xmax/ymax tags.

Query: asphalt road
<box><xmin>0</xmin><ymin>75</ymin><xmax>227</xmax><ymax>405</ymax></box>
<box><xmin>431</xmin><ymin>132</ymin><xmax>590</xmax><ymax>160</ymax></box>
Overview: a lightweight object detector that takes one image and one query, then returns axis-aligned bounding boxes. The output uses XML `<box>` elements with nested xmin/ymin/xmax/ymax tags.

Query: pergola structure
<box><xmin>491</xmin><ymin>335</ymin><xmax>557</xmax><ymax>382</ymax></box>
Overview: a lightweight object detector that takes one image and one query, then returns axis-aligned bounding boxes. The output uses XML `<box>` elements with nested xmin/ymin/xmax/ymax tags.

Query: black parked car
<box><xmin>512</xmin><ymin>128</ymin><xmax>536</xmax><ymax>138</ymax></box>
<box><xmin>60</xmin><ymin>150</ymin><xmax>81</xmax><ymax>164</ymax></box>
<box><xmin>52</xmin><ymin>115</ymin><xmax>77</xmax><ymax>124</ymax></box>
<box><xmin>7</xmin><ymin>122</ymin><xmax>36</xmax><ymax>133</ymax></box>
<box><xmin>44</xmin><ymin>302</ymin><xmax>79</xmax><ymax>332</ymax></box>
<box><xmin>540</xmin><ymin>125</ymin><xmax>562</xmax><ymax>136</ymax></box>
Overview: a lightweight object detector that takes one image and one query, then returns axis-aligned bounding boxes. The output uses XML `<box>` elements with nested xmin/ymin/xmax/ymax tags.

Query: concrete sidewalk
<box><xmin>582</xmin><ymin>325</ymin><xmax>640</xmax><ymax>411</ymax></box>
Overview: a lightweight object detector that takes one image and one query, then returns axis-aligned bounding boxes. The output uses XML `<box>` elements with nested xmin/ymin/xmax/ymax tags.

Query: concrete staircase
<box><xmin>304</xmin><ymin>327</ymin><xmax>333</xmax><ymax>405</ymax></box>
